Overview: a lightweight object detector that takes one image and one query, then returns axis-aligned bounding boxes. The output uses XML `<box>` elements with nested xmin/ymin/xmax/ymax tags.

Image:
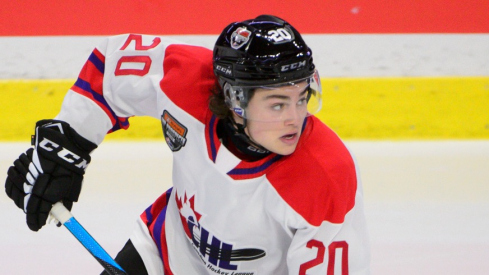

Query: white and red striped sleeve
<box><xmin>55</xmin><ymin>33</ymin><xmax>215</xmax><ymax>144</ymax></box>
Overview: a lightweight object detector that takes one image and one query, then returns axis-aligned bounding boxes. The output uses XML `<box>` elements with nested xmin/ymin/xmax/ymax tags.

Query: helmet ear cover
<box><xmin>223</xmin><ymin>82</ymin><xmax>254</xmax><ymax>118</ymax></box>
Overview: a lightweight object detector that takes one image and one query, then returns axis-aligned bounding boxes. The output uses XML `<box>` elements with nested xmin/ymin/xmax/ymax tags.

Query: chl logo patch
<box><xmin>161</xmin><ymin>110</ymin><xmax>188</xmax><ymax>151</ymax></box>
<box><xmin>175</xmin><ymin>190</ymin><xmax>266</xmax><ymax>271</ymax></box>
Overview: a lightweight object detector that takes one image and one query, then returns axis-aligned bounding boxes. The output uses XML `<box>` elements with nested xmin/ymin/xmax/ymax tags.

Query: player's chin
<box><xmin>277</xmin><ymin>146</ymin><xmax>297</xmax><ymax>156</ymax></box>
<box><xmin>274</xmin><ymin>139</ymin><xmax>300</xmax><ymax>155</ymax></box>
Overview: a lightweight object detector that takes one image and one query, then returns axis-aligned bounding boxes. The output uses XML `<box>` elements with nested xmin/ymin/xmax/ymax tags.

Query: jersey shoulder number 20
<box><xmin>299</xmin><ymin>240</ymin><xmax>349</xmax><ymax>275</ymax></box>
<box><xmin>114</xmin><ymin>34</ymin><xmax>161</xmax><ymax>76</ymax></box>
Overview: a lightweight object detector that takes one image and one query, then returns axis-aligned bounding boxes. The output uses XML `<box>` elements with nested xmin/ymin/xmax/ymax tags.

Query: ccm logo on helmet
<box><xmin>281</xmin><ymin>60</ymin><xmax>306</xmax><ymax>72</ymax></box>
<box><xmin>215</xmin><ymin>64</ymin><xmax>232</xmax><ymax>76</ymax></box>
<box><xmin>39</xmin><ymin>137</ymin><xmax>89</xmax><ymax>169</ymax></box>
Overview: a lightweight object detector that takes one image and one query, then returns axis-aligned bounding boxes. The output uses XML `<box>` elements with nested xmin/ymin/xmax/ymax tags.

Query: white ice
<box><xmin>1</xmin><ymin>141</ymin><xmax>488</xmax><ymax>274</ymax></box>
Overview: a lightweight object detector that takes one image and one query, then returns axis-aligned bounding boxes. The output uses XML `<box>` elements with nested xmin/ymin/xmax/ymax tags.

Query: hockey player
<box><xmin>5</xmin><ymin>15</ymin><xmax>370</xmax><ymax>274</ymax></box>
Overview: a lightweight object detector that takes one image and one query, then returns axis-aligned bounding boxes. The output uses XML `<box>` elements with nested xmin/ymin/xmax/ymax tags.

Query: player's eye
<box><xmin>271</xmin><ymin>103</ymin><xmax>285</xmax><ymax>111</ymax></box>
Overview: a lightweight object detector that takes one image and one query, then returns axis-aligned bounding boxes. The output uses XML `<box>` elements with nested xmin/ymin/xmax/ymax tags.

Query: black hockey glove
<box><xmin>5</xmin><ymin>120</ymin><xmax>97</xmax><ymax>231</ymax></box>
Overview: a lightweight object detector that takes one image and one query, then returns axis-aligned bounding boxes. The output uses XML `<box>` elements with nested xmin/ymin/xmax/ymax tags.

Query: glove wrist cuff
<box><xmin>33</xmin><ymin>120</ymin><xmax>97</xmax><ymax>175</ymax></box>
<box><xmin>34</xmin><ymin>120</ymin><xmax>97</xmax><ymax>152</ymax></box>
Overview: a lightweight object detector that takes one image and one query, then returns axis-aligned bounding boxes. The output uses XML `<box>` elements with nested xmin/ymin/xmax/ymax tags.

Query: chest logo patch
<box><xmin>161</xmin><ymin>110</ymin><xmax>187</xmax><ymax>151</ymax></box>
<box><xmin>175</xmin><ymin>190</ymin><xmax>266</xmax><ymax>273</ymax></box>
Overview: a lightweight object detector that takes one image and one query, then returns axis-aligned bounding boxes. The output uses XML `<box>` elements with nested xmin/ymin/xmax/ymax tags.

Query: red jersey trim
<box><xmin>142</xmin><ymin>188</ymin><xmax>174</xmax><ymax>274</ymax></box>
<box><xmin>205</xmin><ymin>113</ymin><xmax>221</xmax><ymax>162</ymax></box>
<box><xmin>71</xmin><ymin>48</ymin><xmax>130</xmax><ymax>133</ymax></box>
<box><xmin>160</xmin><ymin>44</ymin><xmax>216</xmax><ymax>124</ymax></box>
<box><xmin>267</xmin><ymin>116</ymin><xmax>357</xmax><ymax>226</ymax></box>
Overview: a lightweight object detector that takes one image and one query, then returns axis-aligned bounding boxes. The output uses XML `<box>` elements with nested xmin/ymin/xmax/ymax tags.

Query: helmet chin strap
<box><xmin>227</xmin><ymin>115</ymin><xmax>270</xmax><ymax>155</ymax></box>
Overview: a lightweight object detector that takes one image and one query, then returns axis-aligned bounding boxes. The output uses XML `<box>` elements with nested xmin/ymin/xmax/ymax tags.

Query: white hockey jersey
<box><xmin>55</xmin><ymin>34</ymin><xmax>370</xmax><ymax>275</ymax></box>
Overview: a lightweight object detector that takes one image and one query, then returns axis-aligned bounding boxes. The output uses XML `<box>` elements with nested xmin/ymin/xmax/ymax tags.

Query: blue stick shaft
<box><xmin>51</xmin><ymin>202</ymin><xmax>127</xmax><ymax>275</ymax></box>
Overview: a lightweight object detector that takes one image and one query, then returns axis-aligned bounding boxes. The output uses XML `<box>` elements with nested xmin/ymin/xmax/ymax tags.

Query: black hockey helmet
<box><xmin>213</xmin><ymin>14</ymin><xmax>315</xmax><ymax>87</ymax></box>
<box><xmin>213</xmin><ymin>15</ymin><xmax>321</xmax><ymax>121</ymax></box>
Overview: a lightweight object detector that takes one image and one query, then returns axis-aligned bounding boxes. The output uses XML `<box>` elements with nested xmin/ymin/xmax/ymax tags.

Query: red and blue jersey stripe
<box><xmin>70</xmin><ymin>49</ymin><xmax>130</xmax><ymax>133</ymax></box>
<box><xmin>205</xmin><ymin>114</ymin><xmax>288</xmax><ymax>180</ymax></box>
<box><xmin>141</xmin><ymin>187</ymin><xmax>174</xmax><ymax>275</ymax></box>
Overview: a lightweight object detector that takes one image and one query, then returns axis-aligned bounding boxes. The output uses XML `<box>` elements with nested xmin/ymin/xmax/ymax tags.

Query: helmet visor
<box><xmin>228</xmin><ymin>70</ymin><xmax>322</xmax><ymax>122</ymax></box>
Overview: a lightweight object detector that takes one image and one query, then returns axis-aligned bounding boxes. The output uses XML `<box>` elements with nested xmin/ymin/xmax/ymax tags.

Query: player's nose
<box><xmin>283</xmin><ymin>105</ymin><xmax>302</xmax><ymax>126</ymax></box>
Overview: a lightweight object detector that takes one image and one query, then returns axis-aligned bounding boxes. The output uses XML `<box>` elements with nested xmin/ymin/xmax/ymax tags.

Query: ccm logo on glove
<box><xmin>38</xmin><ymin>137</ymin><xmax>89</xmax><ymax>169</ymax></box>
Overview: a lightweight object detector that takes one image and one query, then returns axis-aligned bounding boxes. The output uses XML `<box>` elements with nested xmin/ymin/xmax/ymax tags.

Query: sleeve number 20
<box><xmin>114</xmin><ymin>34</ymin><xmax>161</xmax><ymax>76</ymax></box>
<box><xmin>299</xmin><ymin>240</ymin><xmax>349</xmax><ymax>275</ymax></box>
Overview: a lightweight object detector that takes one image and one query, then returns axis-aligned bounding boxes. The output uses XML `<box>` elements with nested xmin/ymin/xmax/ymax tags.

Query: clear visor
<box><xmin>228</xmin><ymin>70</ymin><xmax>322</xmax><ymax>122</ymax></box>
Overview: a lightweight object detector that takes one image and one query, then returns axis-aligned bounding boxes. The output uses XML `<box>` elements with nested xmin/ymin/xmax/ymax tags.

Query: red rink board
<box><xmin>1</xmin><ymin>0</ymin><xmax>488</xmax><ymax>35</ymax></box>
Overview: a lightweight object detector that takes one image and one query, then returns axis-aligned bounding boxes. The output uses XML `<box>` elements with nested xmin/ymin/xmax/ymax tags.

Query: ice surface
<box><xmin>1</xmin><ymin>141</ymin><xmax>488</xmax><ymax>274</ymax></box>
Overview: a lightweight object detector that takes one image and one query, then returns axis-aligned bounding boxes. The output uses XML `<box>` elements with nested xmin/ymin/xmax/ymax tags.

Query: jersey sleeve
<box><xmin>55</xmin><ymin>34</ymin><xmax>214</xmax><ymax>144</ymax></box>
<box><xmin>267</xmin><ymin>117</ymin><xmax>370</xmax><ymax>274</ymax></box>
<box><xmin>287</xmin><ymin>179</ymin><xmax>371</xmax><ymax>275</ymax></box>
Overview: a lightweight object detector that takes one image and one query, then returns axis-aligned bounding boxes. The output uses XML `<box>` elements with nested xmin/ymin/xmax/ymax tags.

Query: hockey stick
<box><xmin>50</xmin><ymin>202</ymin><xmax>127</xmax><ymax>275</ymax></box>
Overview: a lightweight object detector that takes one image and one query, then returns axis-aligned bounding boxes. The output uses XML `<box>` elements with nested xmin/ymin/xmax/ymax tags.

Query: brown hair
<box><xmin>208</xmin><ymin>83</ymin><xmax>230</xmax><ymax>119</ymax></box>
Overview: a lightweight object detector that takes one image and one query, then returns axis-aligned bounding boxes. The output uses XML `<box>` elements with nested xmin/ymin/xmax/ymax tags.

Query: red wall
<box><xmin>1</xmin><ymin>0</ymin><xmax>488</xmax><ymax>35</ymax></box>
